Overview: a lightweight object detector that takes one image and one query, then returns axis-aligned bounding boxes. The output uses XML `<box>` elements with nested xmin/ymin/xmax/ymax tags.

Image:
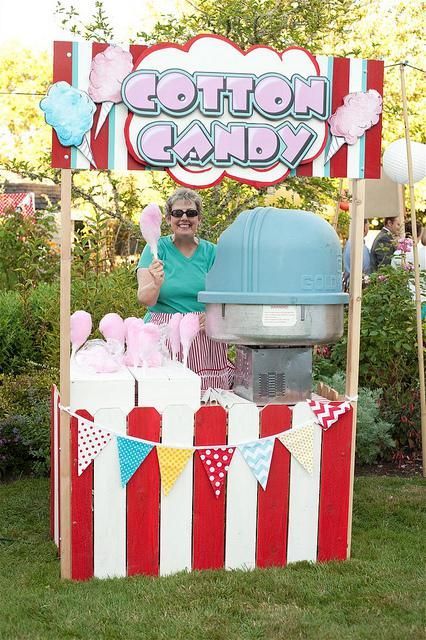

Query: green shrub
<box><xmin>320</xmin><ymin>371</ymin><xmax>395</xmax><ymax>465</ymax></box>
<box><xmin>0</xmin><ymin>415</ymin><xmax>33</xmax><ymax>480</ymax></box>
<box><xmin>329</xmin><ymin>267</ymin><xmax>425</xmax><ymax>456</ymax></box>
<box><xmin>0</xmin><ymin>290</ymin><xmax>38</xmax><ymax>373</ymax></box>
<box><xmin>0</xmin><ymin>207</ymin><xmax>58</xmax><ymax>290</ymax></box>
<box><xmin>0</xmin><ymin>364</ymin><xmax>58</xmax><ymax>478</ymax></box>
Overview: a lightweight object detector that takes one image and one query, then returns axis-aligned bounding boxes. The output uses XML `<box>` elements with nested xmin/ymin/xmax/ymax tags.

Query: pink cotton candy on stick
<box><xmin>70</xmin><ymin>310</ymin><xmax>92</xmax><ymax>357</ymax></box>
<box><xmin>139</xmin><ymin>204</ymin><xmax>162</xmax><ymax>260</ymax></box>
<box><xmin>168</xmin><ymin>313</ymin><xmax>183</xmax><ymax>361</ymax></box>
<box><xmin>124</xmin><ymin>318</ymin><xmax>144</xmax><ymax>367</ymax></box>
<box><xmin>99</xmin><ymin>313</ymin><xmax>125</xmax><ymax>346</ymax></box>
<box><xmin>124</xmin><ymin>317</ymin><xmax>139</xmax><ymax>340</ymax></box>
<box><xmin>139</xmin><ymin>323</ymin><xmax>161</xmax><ymax>368</ymax></box>
<box><xmin>88</xmin><ymin>45</ymin><xmax>134</xmax><ymax>138</ymax></box>
<box><xmin>179</xmin><ymin>313</ymin><xmax>200</xmax><ymax>368</ymax></box>
<box><xmin>326</xmin><ymin>89</ymin><xmax>383</xmax><ymax>162</ymax></box>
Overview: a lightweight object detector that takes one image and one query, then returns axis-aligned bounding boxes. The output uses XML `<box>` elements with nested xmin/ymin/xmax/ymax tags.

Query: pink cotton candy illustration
<box><xmin>88</xmin><ymin>45</ymin><xmax>134</xmax><ymax>138</ymax></box>
<box><xmin>179</xmin><ymin>313</ymin><xmax>200</xmax><ymax>368</ymax></box>
<box><xmin>139</xmin><ymin>204</ymin><xmax>162</xmax><ymax>260</ymax></box>
<box><xmin>326</xmin><ymin>89</ymin><xmax>382</xmax><ymax>162</ymax></box>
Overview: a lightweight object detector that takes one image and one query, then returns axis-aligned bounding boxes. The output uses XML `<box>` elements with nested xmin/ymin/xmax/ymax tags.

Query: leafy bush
<box><xmin>0</xmin><ymin>415</ymin><xmax>32</xmax><ymax>480</ymax></box>
<box><xmin>320</xmin><ymin>371</ymin><xmax>395</xmax><ymax>465</ymax></box>
<box><xmin>329</xmin><ymin>267</ymin><xmax>425</xmax><ymax>456</ymax></box>
<box><xmin>0</xmin><ymin>290</ymin><xmax>37</xmax><ymax>373</ymax></box>
<box><xmin>0</xmin><ymin>207</ymin><xmax>58</xmax><ymax>290</ymax></box>
<box><xmin>0</xmin><ymin>364</ymin><xmax>58</xmax><ymax>478</ymax></box>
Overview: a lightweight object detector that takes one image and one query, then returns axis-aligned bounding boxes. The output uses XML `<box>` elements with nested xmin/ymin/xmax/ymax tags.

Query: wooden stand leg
<box><xmin>345</xmin><ymin>178</ymin><xmax>365</xmax><ymax>558</ymax></box>
<box><xmin>59</xmin><ymin>169</ymin><xmax>72</xmax><ymax>579</ymax></box>
<box><xmin>400</xmin><ymin>64</ymin><xmax>426</xmax><ymax>478</ymax></box>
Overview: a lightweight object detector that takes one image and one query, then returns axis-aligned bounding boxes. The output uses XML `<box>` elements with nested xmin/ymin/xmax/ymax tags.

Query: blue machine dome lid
<box><xmin>198</xmin><ymin>207</ymin><xmax>349</xmax><ymax>305</ymax></box>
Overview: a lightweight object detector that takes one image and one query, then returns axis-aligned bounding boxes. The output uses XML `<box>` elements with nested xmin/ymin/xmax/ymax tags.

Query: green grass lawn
<box><xmin>0</xmin><ymin>476</ymin><xmax>425</xmax><ymax>640</ymax></box>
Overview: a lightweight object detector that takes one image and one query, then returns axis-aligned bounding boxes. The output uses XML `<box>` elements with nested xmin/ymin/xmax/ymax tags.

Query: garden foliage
<box><xmin>0</xmin><ymin>207</ymin><xmax>58</xmax><ymax>289</ymax></box>
<box><xmin>317</xmin><ymin>267</ymin><xmax>426</xmax><ymax>458</ymax></box>
<box><xmin>318</xmin><ymin>372</ymin><xmax>394</xmax><ymax>465</ymax></box>
<box><xmin>0</xmin><ymin>365</ymin><xmax>57</xmax><ymax>479</ymax></box>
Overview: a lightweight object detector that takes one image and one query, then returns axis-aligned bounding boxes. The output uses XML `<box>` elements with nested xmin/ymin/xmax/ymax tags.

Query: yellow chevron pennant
<box><xmin>157</xmin><ymin>447</ymin><xmax>193</xmax><ymax>495</ymax></box>
<box><xmin>279</xmin><ymin>424</ymin><xmax>314</xmax><ymax>474</ymax></box>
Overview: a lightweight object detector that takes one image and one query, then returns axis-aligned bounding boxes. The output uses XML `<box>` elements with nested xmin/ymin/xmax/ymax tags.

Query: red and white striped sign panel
<box><xmin>51</xmin><ymin>390</ymin><xmax>353</xmax><ymax>580</ymax></box>
<box><xmin>47</xmin><ymin>37</ymin><xmax>384</xmax><ymax>188</ymax></box>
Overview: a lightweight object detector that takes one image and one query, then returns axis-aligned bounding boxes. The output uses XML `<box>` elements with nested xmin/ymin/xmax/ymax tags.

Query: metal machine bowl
<box><xmin>205</xmin><ymin>303</ymin><xmax>344</xmax><ymax>345</ymax></box>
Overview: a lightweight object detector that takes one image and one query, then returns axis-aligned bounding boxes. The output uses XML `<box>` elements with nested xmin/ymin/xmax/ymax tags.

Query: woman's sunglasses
<box><xmin>170</xmin><ymin>209</ymin><xmax>199</xmax><ymax>218</ymax></box>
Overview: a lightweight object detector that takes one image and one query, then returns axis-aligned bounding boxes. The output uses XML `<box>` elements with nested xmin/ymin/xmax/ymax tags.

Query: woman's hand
<box><xmin>198</xmin><ymin>313</ymin><xmax>206</xmax><ymax>331</ymax></box>
<box><xmin>148</xmin><ymin>259</ymin><xmax>165</xmax><ymax>286</ymax></box>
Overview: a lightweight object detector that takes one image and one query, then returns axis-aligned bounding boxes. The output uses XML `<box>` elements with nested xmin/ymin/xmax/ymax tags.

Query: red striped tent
<box><xmin>0</xmin><ymin>192</ymin><xmax>35</xmax><ymax>217</ymax></box>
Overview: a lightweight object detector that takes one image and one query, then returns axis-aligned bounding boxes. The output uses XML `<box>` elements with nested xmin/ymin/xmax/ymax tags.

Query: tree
<box><xmin>0</xmin><ymin>45</ymin><xmax>50</xmax><ymax>167</ymax></box>
<box><xmin>135</xmin><ymin>0</ymin><xmax>354</xmax><ymax>52</ymax></box>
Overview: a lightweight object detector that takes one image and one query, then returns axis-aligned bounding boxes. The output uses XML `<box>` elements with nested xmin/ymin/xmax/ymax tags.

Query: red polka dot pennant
<box><xmin>78</xmin><ymin>418</ymin><xmax>112</xmax><ymax>476</ymax></box>
<box><xmin>197</xmin><ymin>446</ymin><xmax>235</xmax><ymax>498</ymax></box>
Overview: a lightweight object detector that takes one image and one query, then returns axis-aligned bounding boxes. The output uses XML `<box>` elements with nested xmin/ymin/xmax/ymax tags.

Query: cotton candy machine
<box><xmin>198</xmin><ymin>207</ymin><xmax>349</xmax><ymax>404</ymax></box>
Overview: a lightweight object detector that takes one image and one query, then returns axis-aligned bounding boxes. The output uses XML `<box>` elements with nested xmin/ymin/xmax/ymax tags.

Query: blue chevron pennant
<box><xmin>238</xmin><ymin>437</ymin><xmax>275</xmax><ymax>490</ymax></box>
<box><xmin>116</xmin><ymin>436</ymin><xmax>154</xmax><ymax>487</ymax></box>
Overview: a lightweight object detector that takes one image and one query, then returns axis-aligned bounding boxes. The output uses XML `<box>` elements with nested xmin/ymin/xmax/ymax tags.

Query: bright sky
<box><xmin>0</xmin><ymin>0</ymin><xmax>182</xmax><ymax>51</ymax></box>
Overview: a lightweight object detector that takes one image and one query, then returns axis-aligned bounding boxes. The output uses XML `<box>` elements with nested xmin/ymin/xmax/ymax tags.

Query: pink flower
<box><xmin>397</xmin><ymin>237</ymin><xmax>413</xmax><ymax>253</ymax></box>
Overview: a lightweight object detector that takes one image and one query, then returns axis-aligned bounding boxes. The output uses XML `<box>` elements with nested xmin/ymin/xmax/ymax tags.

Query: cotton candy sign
<box><xmin>47</xmin><ymin>37</ymin><xmax>384</xmax><ymax>181</ymax></box>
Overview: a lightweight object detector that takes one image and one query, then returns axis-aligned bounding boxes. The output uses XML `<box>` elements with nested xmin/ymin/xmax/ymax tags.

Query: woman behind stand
<box><xmin>137</xmin><ymin>187</ymin><xmax>234</xmax><ymax>390</ymax></box>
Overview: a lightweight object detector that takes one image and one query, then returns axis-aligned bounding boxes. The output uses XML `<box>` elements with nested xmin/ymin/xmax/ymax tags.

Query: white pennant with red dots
<box><xmin>198</xmin><ymin>446</ymin><xmax>235</xmax><ymax>498</ymax></box>
<box><xmin>78</xmin><ymin>418</ymin><xmax>112</xmax><ymax>476</ymax></box>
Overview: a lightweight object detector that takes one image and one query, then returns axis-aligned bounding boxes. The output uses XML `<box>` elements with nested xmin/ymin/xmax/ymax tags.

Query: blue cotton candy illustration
<box><xmin>40</xmin><ymin>81</ymin><xmax>97</xmax><ymax>167</ymax></box>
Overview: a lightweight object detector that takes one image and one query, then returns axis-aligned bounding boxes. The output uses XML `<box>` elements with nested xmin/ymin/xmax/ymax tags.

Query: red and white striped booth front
<box><xmin>50</xmin><ymin>365</ymin><xmax>353</xmax><ymax>581</ymax></box>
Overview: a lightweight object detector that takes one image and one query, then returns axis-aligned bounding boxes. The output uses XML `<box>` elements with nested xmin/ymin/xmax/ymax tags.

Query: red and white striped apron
<box><xmin>149</xmin><ymin>312</ymin><xmax>234</xmax><ymax>391</ymax></box>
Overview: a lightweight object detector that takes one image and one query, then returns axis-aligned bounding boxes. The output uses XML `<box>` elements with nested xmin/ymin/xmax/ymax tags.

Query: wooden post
<box><xmin>345</xmin><ymin>178</ymin><xmax>365</xmax><ymax>558</ymax></box>
<box><xmin>333</xmin><ymin>178</ymin><xmax>344</xmax><ymax>230</ymax></box>
<box><xmin>400</xmin><ymin>64</ymin><xmax>426</xmax><ymax>478</ymax></box>
<box><xmin>59</xmin><ymin>169</ymin><xmax>72</xmax><ymax>578</ymax></box>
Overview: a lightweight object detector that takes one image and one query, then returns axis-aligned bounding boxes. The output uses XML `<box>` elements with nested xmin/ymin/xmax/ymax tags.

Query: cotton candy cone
<box><xmin>139</xmin><ymin>204</ymin><xmax>162</xmax><ymax>259</ymax></box>
<box><xmin>76</xmin><ymin>133</ymin><xmax>97</xmax><ymax>167</ymax></box>
<box><xmin>179</xmin><ymin>313</ymin><xmax>200</xmax><ymax>367</ymax></box>
<box><xmin>99</xmin><ymin>313</ymin><xmax>125</xmax><ymax>346</ymax></box>
<box><xmin>94</xmin><ymin>101</ymin><xmax>114</xmax><ymax>138</ymax></box>
<box><xmin>325</xmin><ymin>135</ymin><xmax>345</xmax><ymax>163</ymax></box>
<box><xmin>168</xmin><ymin>313</ymin><xmax>183</xmax><ymax>360</ymax></box>
<box><xmin>139</xmin><ymin>323</ymin><xmax>161</xmax><ymax>368</ymax></box>
<box><xmin>70</xmin><ymin>310</ymin><xmax>92</xmax><ymax>352</ymax></box>
<box><xmin>125</xmin><ymin>318</ymin><xmax>144</xmax><ymax>367</ymax></box>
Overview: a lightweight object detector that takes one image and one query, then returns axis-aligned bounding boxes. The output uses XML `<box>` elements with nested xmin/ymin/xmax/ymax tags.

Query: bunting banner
<box><xmin>307</xmin><ymin>400</ymin><xmax>351</xmax><ymax>430</ymax></box>
<box><xmin>157</xmin><ymin>447</ymin><xmax>193</xmax><ymax>495</ymax></box>
<box><xmin>198</xmin><ymin>447</ymin><xmax>235</xmax><ymax>497</ymax></box>
<box><xmin>78</xmin><ymin>417</ymin><xmax>111</xmax><ymax>476</ymax></box>
<box><xmin>279</xmin><ymin>424</ymin><xmax>314</xmax><ymax>474</ymax></box>
<box><xmin>116</xmin><ymin>436</ymin><xmax>154</xmax><ymax>487</ymax></box>
<box><xmin>238</xmin><ymin>437</ymin><xmax>275</xmax><ymax>490</ymax></box>
<box><xmin>66</xmin><ymin>400</ymin><xmax>349</xmax><ymax>486</ymax></box>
